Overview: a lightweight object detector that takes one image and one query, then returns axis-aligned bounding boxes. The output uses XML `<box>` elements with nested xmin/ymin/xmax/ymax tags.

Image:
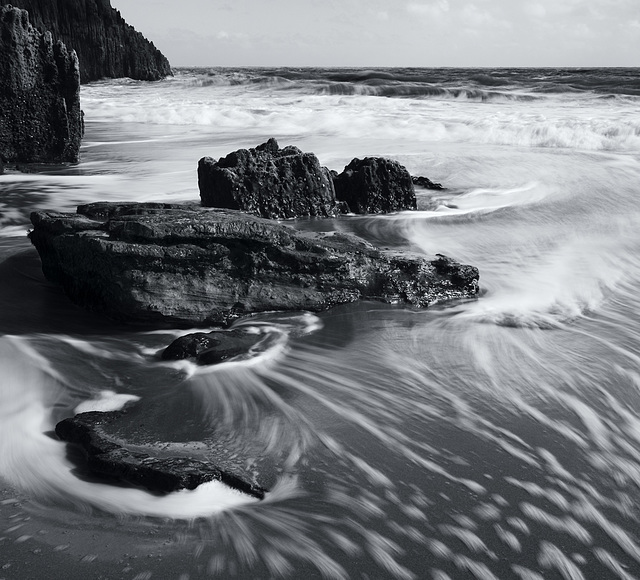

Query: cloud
<box><xmin>406</xmin><ymin>1</ymin><xmax>450</xmax><ymax>18</ymax></box>
<box><xmin>525</xmin><ymin>3</ymin><xmax>547</xmax><ymax>18</ymax></box>
<box><xmin>461</xmin><ymin>4</ymin><xmax>493</xmax><ymax>26</ymax></box>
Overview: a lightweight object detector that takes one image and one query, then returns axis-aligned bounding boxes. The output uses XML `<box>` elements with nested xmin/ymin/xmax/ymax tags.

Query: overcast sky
<box><xmin>114</xmin><ymin>0</ymin><xmax>639</xmax><ymax>68</ymax></box>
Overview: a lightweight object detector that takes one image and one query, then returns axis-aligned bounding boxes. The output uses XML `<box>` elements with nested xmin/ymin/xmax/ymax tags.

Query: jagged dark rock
<box><xmin>432</xmin><ymin>254</ymin><xmax>479</xmax><ymax>289</ymax></box>
<box><xmin>55</xmin><ymin>411</ymin><xmax>266</xmax><ymax>498</ymax></box>
<box><xmin>0</xmin><ymin>5</ymin><xmax>83</xmax><ymax>163</ymax></box>
<box><xmin>333</xmin><ymin>157</ymin><xmax>417</xmax><ymax>214</ymax></box>
<box><xmin>162</xmin><ymin>329</ymin><xmax>265</xmax><ymax>365</ymax></box>
<box><xmin>412</xmin><ymin>175</ymin><xmax>444</xmax><ymax>190</ymax></box>
<box><xmin>8</xmin><ymin>0</ymin><xmax>171</xmax><ymax>82</ymax></box>
<box><xmin>28</xmin><ymin>202</ymin><xmax>479</xmax><ymax>326</ymax></box>
<box><xmin>198</xmin><ymin>138</ymin><xmax>342</xmax><ymax>220</ymax></box>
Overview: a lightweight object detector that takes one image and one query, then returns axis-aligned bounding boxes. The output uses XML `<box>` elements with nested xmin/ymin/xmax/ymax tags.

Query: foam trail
<box><xmin>0</xmin><ymin>337</ymin><xmax>259</xmax><ymax>518</ymax></box>
<box><xmin>74</xmin><ymin>390</ymin><xmax>140</xmax><ymax>413</ymax></box>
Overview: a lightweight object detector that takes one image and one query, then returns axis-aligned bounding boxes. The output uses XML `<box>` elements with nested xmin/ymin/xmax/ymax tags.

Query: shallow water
<box><xmin>2</xmin><ymin>68</ymin><xmax>640</xmax><ymax>579</ymax></box>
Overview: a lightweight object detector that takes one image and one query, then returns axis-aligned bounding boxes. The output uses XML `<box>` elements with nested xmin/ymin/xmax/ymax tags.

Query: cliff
<box><xmin>0</xmin><ymin>6</ymin><xmax>83</xmax><ymax>163</ymax></box>
<box><xmin>7</xmin><ymin>0</ymin><xmax>171</xmax><ymax>82</ymax></box>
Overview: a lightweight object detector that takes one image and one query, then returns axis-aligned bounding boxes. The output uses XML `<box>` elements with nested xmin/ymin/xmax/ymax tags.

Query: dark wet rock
<box><xmin>0</xmin><ymin>6</ymin><xmax>83</xmax><ymax>164</ymax></box>
<box><xmin>162</xmin><ymin>329</ymin><xmax>265</xmax><ymax>365</ymax></box>
<box><xmin>55</xmin><ymin>411</ymin><xmax>267</xmax><ymax>498</ymax></box>
<box><xmin>198</xmin><ymin>138</ymin><xmax>341</xmax><ymax>219</ymax></box>
<box><xmin>29</xmin><ymin>201</ymin><xmax>479</xmax><ymax>326</ymax></box>
<box><xmin>412</xmin><ymin>175</ymin><xmax>444</xmax><ymax>190</ymax></box>
<box><xmin>8</xmin><ymin>0</ymin><xmax>171</xmax><ymax>83</ymax></box>
<box><xmin>432</xmin><ymin>254</ymin><xmax>479</xmax><ymax>289</ymax></box>
<box><xmin>333</xmin><ymin>157</ymin><xmax>416</xmax><ymax>214</ymax></box>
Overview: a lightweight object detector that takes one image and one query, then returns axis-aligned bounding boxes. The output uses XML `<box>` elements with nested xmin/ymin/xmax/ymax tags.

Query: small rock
<box><xmin>161</xmin><ymin>329</ymin><xmax>264</xmax><ymax>365</ymax></box>
<box><xmin>412</xmin><ymin>175</ymin><xmax>444</xmax><ymax>190</ymax></box>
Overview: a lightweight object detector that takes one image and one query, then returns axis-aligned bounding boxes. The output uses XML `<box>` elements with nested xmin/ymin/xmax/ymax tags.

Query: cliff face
<box><xmin>0</xmin><ymin>6</ymin><xmax>83</xmax><ymax>163</ymax></box>
<box><xmin>7</xmin><ymin>0</ymin><xmax>172</xmax><ymax>83</ymax></box>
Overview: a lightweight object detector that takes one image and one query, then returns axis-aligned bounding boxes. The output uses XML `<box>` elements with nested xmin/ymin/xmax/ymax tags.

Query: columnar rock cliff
<box><xmin>7</xmin><ymin>0</ymin><xmax>171</xmax><ymax>82</ymax></box>
<box><xmin>0</xmin><ymin>6</ymin><xmax>83</xmax><ymax>163</ymax></box>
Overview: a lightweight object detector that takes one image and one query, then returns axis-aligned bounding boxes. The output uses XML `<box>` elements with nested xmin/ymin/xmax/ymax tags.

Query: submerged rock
<box><xmin>0</xmin><ymin>6</ymin><xmax>83</xmax><ymax>164</ymax></box>
<box><xmin>333</xmin><ymin>157</ymin><xmax>417</xmax><ymax>214</ymax></box>
<box><xmin>29</xmin><ymin>202</ymin><xmax>479</xmax><ymax>326</ymax></box>
<box><xmin>162</xmin><ymin>329</ymin><xmax>265</xmax><ymax>365</ymax></box>
<box><xmin>55</xmin><ymin>411</ymin><xmax>266</xmax><ymax>498</ymax></box>
<box><xmin>198</xmin><ymin>138</ymin><xmax>341</xmax><ymax>219</ymax></box>
<box><xmin>9</xmin><ymin>0</ymin><xmax>172</xmax><ymax>83</ymax></box>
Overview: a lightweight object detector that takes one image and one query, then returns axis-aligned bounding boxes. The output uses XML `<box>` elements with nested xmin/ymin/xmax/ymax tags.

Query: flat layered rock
<box><xmin>56</xmin><ymin>411</ymin><xmax>266</xmax><ymax>498</ymax></box>
<box><xmin>29</xmin><ymin>202</ymin><xmax>479</xmax><ymax>326</ymax></box>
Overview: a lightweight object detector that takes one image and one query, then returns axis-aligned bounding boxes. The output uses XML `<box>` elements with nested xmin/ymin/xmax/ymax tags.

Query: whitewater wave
<box><xmin>80</xmin><ymin>72</ymin><xmax>640</xmax><ymax>153</ymax></box>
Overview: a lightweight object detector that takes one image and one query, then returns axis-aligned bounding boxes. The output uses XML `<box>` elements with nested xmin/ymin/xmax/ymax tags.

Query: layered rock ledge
<box><xmin>29</xmin><ymin>202</ymin><xmax>479</xmax><ymax>327</ymax></box>
<box><xmin>56</xmin><ymin>410</ymin><xmax>267</xmax><ymax>498</ymax></box>
<box><xmin>0</xmin><ymin>5</ymin><xmax>83</xmax><ymax>163</ymax></box>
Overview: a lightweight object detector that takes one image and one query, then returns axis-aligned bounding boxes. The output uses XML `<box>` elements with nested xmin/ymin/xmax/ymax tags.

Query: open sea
<box><xmin>1</xmin><ymin>67</ymin><xmax>640</xmax><ymax>579</ymax></box>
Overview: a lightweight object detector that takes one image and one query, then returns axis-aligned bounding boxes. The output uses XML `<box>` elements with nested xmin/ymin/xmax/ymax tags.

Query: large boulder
<box><xmin>0</xmin><ymin>6</ymin><xmax>83</xmax><ymax>163</ymax></box>
<box><xmin>198</xmin><ymin>138</ymin><xmax>341</xmax><ymax>220</ymax></box>
<box><xmin>29</xmin><ymin>202</ymin><xmax>479</xmax><ymax>327</ymax></box>
<box><xmin>55</xmin><ymin>410</ymin><xmax>266</xmax><ymax>498</ymax></box>
<box><xmin>333</xmin><ymin>157</ymin><xmax>417</xmax><ymax>214</ymax></box>
<box><xmin>8</xmin><ymin>0</ymin><xmax>171</xmax><ymax>82</ymax></box>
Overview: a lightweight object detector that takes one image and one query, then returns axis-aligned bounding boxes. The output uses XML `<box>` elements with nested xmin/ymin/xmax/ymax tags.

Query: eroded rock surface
<box><xmin>29</xmin><ymin>202</ymin><xmax>479</xmax><ymax>326</ymax></box>
<box><xmin>198</xmin><ymin>138</ymin><xmax>341</xmax><ymax>219</ymax></box>
<box><xmin>0</xmin><ymin>6</ymin><xmax>83</xmax><ymax>163</ymax></box>
<box><xmin>333</xmin><ymin>157</ymin><xmax>417</xmax><ymax>214</ymax></box>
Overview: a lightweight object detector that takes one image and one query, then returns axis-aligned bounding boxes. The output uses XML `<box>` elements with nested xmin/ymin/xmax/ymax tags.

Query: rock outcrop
<box><xmin>29</xmin><ymin>202</ymin><xmax>479</xmax><ymax>327</ymax></box>
<box><xmin>333</xmin><ymin>157</ymin><xmax>417</xmax><ymax>214</ymax></box>
<box><xmin>198</xmin><ymin>139</ymin><xmax>440</xmax><ymax>218</ymax></box>
<box><xmin>199</xmin><ymin>138</ymin><xmax>342</xmax><ymax>220</ymax></box>
<box><xmin>0</xmin><ymin>6</ymin><xmax>83</xmax><ymax>163</ymax></box>
<box><xmin>8</xmin><ymin>0</ymin><xmax>171</xmax><ymax>82</ymax></box>
<box><xmin>56</xmin><ymin>410</ymin><xmax>266</xmax><ymax>498</ymax></box>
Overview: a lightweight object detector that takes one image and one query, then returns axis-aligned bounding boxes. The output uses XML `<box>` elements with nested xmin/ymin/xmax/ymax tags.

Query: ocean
<box><xmin>1</xmin><ymin>67</ymin><xmax>640</xmax><ymax>579</ymax></box>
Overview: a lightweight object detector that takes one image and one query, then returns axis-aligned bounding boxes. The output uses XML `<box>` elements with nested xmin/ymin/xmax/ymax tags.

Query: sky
<box><xmin>113</xmin><ymin>0</ymin><xmax>640</xmax><ymax>68</ymax></box>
